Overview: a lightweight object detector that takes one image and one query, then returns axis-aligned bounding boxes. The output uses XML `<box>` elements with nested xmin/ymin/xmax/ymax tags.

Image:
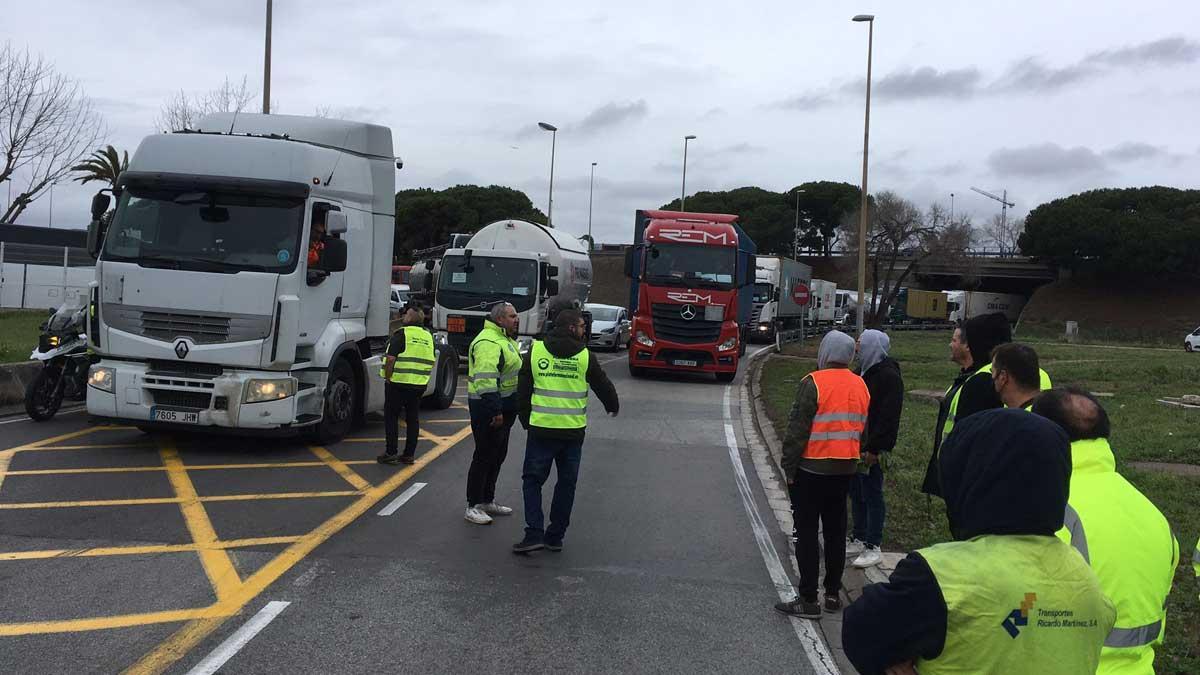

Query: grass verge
<box><xmin>758</xmin><ymin>331</ymin><xmax>1198</xmax><ymax>671</ymax></box>
<box><xmin>0</xmin><ymin>310</ymin><xmax>46</xmax><ymax>364</ymax></box>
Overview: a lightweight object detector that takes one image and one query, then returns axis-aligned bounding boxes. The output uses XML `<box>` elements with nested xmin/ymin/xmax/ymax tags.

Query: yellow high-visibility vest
<box><xmin>528</xmin><ymin>340</ymin><xmax>589</xmax><ymax>429</ymax></box>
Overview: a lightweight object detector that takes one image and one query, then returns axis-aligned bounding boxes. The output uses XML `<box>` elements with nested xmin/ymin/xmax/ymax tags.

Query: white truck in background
<box><xmin>808</xmin><ymin>279</ymin><xmax>838</xmax><ymax>324</ymax></box>
<box><xmin>750</xmin><ymin>256</ymin><xmax>811</xmax><ymax>341</ymax></box>
<box><xmin>947</xmin><ymin>291</ymin><xmax>1028</xmax><ymax>323</ymax></box>
<box><xmin>412</xmin><ymin>219</ymin><xmax>592</xmax><ymax>359</ymax></box>
<box><xmin>84</xmin><ymin>113</ymin><xmax>459</xmax><ymax>443</ymax></box>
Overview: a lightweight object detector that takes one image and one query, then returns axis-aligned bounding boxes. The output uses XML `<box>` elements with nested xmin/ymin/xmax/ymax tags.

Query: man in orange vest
<box><xmin>775</xmin><ymin>330</ymin><xmax>871</xmax><ymax>619</ymax></box>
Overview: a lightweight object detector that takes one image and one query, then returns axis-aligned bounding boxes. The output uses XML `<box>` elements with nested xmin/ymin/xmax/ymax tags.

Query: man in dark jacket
<box><xmin>513</xmin><ymin>309</ymin><xmax>619</xmax><ymax>553</ymax></box>
<box><xmin>848</xmin><ymin>329</ymin><xmax>903</xmax><ymax>569</ymax></box>
<box><xmin>920</xmin><ymin>312</ymin><xmax>1010</xmax><ymax>497</ymax></box>
<box><xmin>843</xmin><ymin>409</ymin><xmax>1115</xmax><ymax>674</ymax></box>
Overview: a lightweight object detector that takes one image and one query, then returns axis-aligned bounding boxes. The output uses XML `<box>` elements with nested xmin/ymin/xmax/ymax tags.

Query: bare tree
<box><xmin>841</xmin><ymin>193</ymin><xmax>973</xmax><ymax>326</ymax></box>
<box><xmin>1</xmin><ymin>43</ymin><xmax>105</xmax><ymax>224</ymax></box>
<box><xmin>155</xmin><ymin>75</ymin><xmax>258</xmax><ymax>132</ymax></box>
<box><xmin>983</xmin><ymin>213</ymin><xmax>1024</xmax><ymax>257</ymax></box>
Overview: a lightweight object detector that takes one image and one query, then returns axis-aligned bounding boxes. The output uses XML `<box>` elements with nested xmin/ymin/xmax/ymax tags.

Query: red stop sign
<box><xmin>793</xmin><ymin>283</ymin><xmax>810</xmax><ymax>305</ymax></box>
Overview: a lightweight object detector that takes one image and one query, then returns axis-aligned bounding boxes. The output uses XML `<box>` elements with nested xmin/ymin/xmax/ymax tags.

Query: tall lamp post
<box><xmin>262</xmin><ymin>0</ymin><xmax>272</xmax><ymax>114</ymax></box>
<box><xmin>792</xmin><ymin>187</ymin><xmax>806</xmax><ymax>258</ymax></box>
<box><xmin>852</xmin><ymin>13</ymin><xmax>875</xmax><ymax>335</ymax></box>
<box><xmin>588</xmin><ymin>161</ymin><xmax>597</xmax><ymax>250</ymax></box>
<box><xmin>538</xmin><ymin>122</ymin><xmax>557</xmax><ymax>226</ymax></box>
<box><xmin>680</xmin><ymin>134</ymin><xmax>696</xmax><ymax>210</ymax></box>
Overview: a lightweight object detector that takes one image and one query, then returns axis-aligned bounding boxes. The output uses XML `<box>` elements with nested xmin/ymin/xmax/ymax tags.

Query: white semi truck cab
<box><xmin>83</xmin><ymin>113</ymin><xmax>458</xmax><ymax>441</ymax></box>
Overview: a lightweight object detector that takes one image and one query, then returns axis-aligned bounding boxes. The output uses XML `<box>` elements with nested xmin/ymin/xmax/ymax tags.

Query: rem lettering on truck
<box><xmin>657</xmin><ymin>229</ymin><xmax>729</xmax><ymax>245</ymax></box>
<box><xmin>666</xmin><ymin>292</ymin><xmax>713</xmax><ymax>304</ymax></box>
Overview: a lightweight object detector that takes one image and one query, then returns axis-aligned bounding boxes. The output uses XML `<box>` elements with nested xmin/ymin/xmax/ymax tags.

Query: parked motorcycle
<box><xmin>25</xmin><ymin>303</ymin><xmax>92</xmax><ymax>421</ymax></box>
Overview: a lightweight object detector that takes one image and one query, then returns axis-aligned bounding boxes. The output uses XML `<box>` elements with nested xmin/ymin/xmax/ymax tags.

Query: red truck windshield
<box><xmin>643</xmin><ymin>243</ymin><xmax>735</xmax><ymax>289</ymax></box>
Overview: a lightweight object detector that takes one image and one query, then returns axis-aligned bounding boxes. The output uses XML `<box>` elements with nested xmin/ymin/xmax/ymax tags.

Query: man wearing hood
<box><xmin>774</xmin><ymin>331</ymin><xmax>870</xmax><ymax>619</ymax></box>
<box><xmin>513</xmin><ymin>308</ymin><xmax>619</xmax><ymax>553</ymax></box>
<box><xmin>847</xmin><ymin>329</ymin><xmax>904</xmax><ymax>569</ymax></box>
<box><xmin>843</xmin><ymin>409</ymin><xmax>1115</xmax><ymax>674</ymax></box>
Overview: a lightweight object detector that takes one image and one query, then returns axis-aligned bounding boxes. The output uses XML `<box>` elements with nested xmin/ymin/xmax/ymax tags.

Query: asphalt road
<box><xmin>0</xmin><ymin>347</ymin><xmax>818</xmax><ymax>674</ymax></box>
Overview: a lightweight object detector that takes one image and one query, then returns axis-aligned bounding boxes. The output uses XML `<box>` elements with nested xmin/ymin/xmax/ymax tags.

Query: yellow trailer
<box><xmin>906</xmin><ymin>289</ymin><xmax>950</xmax><ymax>322</ymax></box>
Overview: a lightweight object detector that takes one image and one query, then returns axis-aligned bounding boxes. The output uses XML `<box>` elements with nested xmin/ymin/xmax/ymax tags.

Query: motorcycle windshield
<box><xmin>47</xmin><ymin>302</ymin><xmax>85</xmax><ymax>332</ymax></box>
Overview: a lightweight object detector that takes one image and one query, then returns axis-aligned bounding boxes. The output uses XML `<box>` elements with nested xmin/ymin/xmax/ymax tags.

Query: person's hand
<box><xmin>884</xmin><ymin>661</ymin><xmax>918</xmax><ymax>675</ymax></box>
<box><xmin>863</xmin><ymin>451</ymin><xmax>880</xmax><ymax>466</ymax></box>
<box><xmin>490</xmin><ymin>414</ymin><xmax>504</xmax><ymax>429</ymax></box>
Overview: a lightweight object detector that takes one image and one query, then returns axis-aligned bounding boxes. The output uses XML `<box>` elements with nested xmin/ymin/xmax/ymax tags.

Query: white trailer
<box><xmin>751</xmin><ymin>256</ymin><xmax>811</xmax><ymax>341</ymax></box>
<box><xmin>947</xmin><ymin>291</ymin><xmax>1027</xmax><ymax>323</ymax></box>
<box><xmin>84</xmin><ymin>113</ymin><xmax>459</xmax><ymax>442</ymax></box>
<box><xmin>809</xmin><ymin>279</ymin><xmax>838</xmax><ymax>324</ymax></box>
<box><xmin>426</xmin><ymin>219</ymin><xmax>592</xmax><ymax>359</ymax></box>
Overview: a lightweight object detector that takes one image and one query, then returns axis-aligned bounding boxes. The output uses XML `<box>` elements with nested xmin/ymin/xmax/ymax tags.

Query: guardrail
<box><xmin>770</xmin><ymin>321</ymin><xmax>957</xmax><ymax>353</ymax></box>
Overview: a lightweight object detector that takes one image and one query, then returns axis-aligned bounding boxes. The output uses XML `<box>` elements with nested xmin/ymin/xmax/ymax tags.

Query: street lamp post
<box><xmin>262</xmin><ymin>0</ymin><xmax>272</xmax><ymax>114</ymax></box>
<box><xmin>680</xmin><ymin>135</ymin><xmax>696</xmax><ymax>210</ymax></box>
<box><xmin>853</xmin><ymin>13</ymin><xmax>875</xmax><ymax>335</ymax></box>
<box><xmin>792</xmin><ymin>187</ymin><xmax>806</xmax><ymax>259</ymax></box>
<box><xmin>588</xmin><ymin>162</ymin><xmax>597</xmax><ymax>250</ymax></box>
<box><xmin>538</xmin><ymin>122</ymin><xmax>557</xmax><ymax>226</ymax></box>
<box><xmin>950</xmin><ymin>192</ymin><xmax>955</xmax><ymax>223</ymax></box>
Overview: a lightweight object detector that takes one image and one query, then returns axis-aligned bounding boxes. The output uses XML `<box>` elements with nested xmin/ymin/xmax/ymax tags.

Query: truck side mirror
<box><xmin>543</xmin><ymin>279</ymin><xmax>559</xmax><ymax>297</ymax></box>
<box><xmin>86</xmin><ymin>192</ymin><xmax>112</xmax><ymax>259</ymax></box>
<box><xmin>325</xmin><ymin>211</ymin><xmax>348</xmax><ymax>235</ymax></box>
<box><xmin>91</xmin><ymin>192</ymin><xmax>111</xmax><ymax>221</ymax></box>
<box><xmin>546</xmin><ymin>264</ymin><xmax>560</xmax><ymax>279</ymax></box>
<box><xmin>773</xmin><ymin>289</ymin><xmax>780</xmax><ymax>302</ymax></box>
<box><xmin>316</xmin><ymin>237</ymin><xmax>348</xmax><ymax>272</ymax></box>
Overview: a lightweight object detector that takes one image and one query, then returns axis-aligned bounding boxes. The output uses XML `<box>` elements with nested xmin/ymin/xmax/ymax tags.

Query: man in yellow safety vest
<box><xmin>378</xmin><ymin>304</ymin><xmax>434</xmax><ymax>465</ymax></box>
<box><xmin>464</xmin><ymin>302</ymin><xmax>523</xmax><ymax>525</ymax></box>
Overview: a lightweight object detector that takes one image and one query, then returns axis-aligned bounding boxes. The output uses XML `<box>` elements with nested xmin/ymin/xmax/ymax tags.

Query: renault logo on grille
<box><xmin>174</xmin><ymin>339</ymin><xmax>190</xmax><ymax>359</ymax></box>
<box><xmin>679</xmin><ymin>304</ymin><xmax>697</xmax><ymax>321</ymax></box>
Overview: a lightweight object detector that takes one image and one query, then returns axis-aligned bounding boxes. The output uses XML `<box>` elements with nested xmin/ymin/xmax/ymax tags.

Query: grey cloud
<box><xmin>868</xmin><ymin>66</ymin><xmax>983</xmax><ymax>100</ymax></box>
<box><xmin>772</xmin><ymin>93</ymin><xmax>836</xmax><ymax>111</ymax></box>
<box><xmin>573</xmin><ymin>100</ymin><xmax>649</xmax><ymax>135</ymax></box>
<box><xmin>701</xmin><ymin>107</ymin><xmax>726</xmax><ymax>120</ymax></box>
<box><xmin>1102</xmin><ymin>142</ymin><xmax>1166</xmax><ymax>162</ymax></box>
<box><xmin>987</xmin><ymin>143</ymin><xmax>1107</xmax><ymax>177</ymax></box>
<box><xmin>1089</xmin><ymin>36</ymin><xmax>1200</xmax><ymax>67</ymax></box>
<box><xmin>932</xmin><ymin>161</ymin><xmax>968</xmax><ymax>175</ymax></box>
<box><xmin>991</xmin><ymin>58</ymin><xmax>1095</xmax><ymax>93</ymax></box>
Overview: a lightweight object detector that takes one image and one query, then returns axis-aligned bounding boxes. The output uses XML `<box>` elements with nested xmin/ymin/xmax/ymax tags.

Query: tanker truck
<box><xmin>416</xmin><ymin>220</ymin><xmax>592</xmax><ymax>359</ymax></box>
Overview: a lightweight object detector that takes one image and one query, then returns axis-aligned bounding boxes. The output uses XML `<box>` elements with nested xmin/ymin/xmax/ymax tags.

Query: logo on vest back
<box><xmin>1001</xmin><ymin>593</ymin><xmax>1037</xmax><ymax>638</ymax></box>
<box><xmin>537</xmin><ymin>358</ymin><xmax>550</xmax><ymax>369</ymax></box>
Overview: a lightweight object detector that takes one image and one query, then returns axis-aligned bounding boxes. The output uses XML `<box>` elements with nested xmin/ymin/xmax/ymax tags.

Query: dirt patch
<box><xmin>1128</xmin><ymin>461</ymin><xmax>1200</xmax><ymax>477</ymax></box>
<box><xmin>1018</xmin><ymin>279</ymin><xmax>1196</xmax><ymax>345</ymax></box>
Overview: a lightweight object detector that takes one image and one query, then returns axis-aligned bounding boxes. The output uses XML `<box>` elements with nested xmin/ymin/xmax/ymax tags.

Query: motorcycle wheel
<box><xmin>25</xmin><ymin>366</ymin><xmax>65</xmax><ymax>421</ymax></box>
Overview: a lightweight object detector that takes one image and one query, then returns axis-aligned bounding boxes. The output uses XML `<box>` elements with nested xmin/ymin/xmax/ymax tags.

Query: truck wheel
<box><xmin>716</xmin><ymin>371</ymin><xmax>736</xmax><ymax>383</ymax></box>
<box><xmin>315</xmin><ymin>358</ymin><xmax>357</xmax><ymax>444</ymax></box>
<box><xmin>425</xmin><ymin>349</ymin><xmax>458</xmax><ymax>409</ymax></box>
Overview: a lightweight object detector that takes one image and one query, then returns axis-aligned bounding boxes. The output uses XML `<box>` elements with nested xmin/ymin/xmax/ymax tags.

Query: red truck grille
<box><xmin>651</xmin><ymin>303</ymin><xmax>722</xmax><ymax>344</ymax></box>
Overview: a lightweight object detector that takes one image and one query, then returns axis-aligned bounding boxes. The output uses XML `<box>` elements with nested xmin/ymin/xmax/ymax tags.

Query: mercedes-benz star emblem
<box><xmin>679</xmin><ymin>304</ymin><xmax>697</xmax><ymax>321</ymax></box>
<box><xmin>174</xmin><ymin>340</ymin><xmax>190</xmax><ymax>359</ymax></box>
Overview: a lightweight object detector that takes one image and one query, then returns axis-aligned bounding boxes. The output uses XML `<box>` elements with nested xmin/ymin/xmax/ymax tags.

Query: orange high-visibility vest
<box><xmin>803</xmin><ymin>368</ymin><xmax>871</xmax><ymax>461</ymax></box>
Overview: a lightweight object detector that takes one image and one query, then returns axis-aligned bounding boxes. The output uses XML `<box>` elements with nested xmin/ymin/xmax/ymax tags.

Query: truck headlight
<box><xmin>88</xmin><ymin>366</ymin><xmax>115</xmax><ymax>393</ymax></box>
<box><xmin>635</xmin><ymin>331</ymin><xmax>654</xmax><ymax>348</ymax></box>
<box><xmin>244</xmin><ymin>378</ymin><xmax>295</xmax><ymax>403</ymax></box>
<box><xmin>718</xmin><ymin>336</ymin><xmax>738</xmax><ymax>352</ymax></box>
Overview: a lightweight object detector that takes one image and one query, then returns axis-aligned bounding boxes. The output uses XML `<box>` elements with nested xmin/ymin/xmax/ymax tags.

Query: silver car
<box><xmin>586</xmin><ymin>303</ymin><xmax>630</xmax><ymax>351</ymax></box>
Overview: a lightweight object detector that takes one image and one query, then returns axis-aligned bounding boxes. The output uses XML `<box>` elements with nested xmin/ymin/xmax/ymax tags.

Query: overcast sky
<box><xmin>6</xmin><ymin>0</ymin><xmax>1199</xmax><ymax>245</ymax></box>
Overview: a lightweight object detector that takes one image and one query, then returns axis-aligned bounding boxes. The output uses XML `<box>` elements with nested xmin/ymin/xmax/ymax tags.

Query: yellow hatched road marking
<box><xmin>308</xmin><ymin>446</ymin><xmax>372</xmax><ymax>491</ymax></box>
<box><xmin>123</xmin><ymin>424</ymin><xmax>473</xmax><ymax>675</ymax></box>
<box><xmin>0</xmin><ymin>536</ymin><xmax>302</xmax><ymax>561</ymax></box>
<box><xmin>14</xmin><ymin>443</ymin><xmax>157</xmax><ymax>452</ymax></box>
<box><xmin>159</xmin><ymin>441</ymin><xmax>241</xmax><ymax>602</ymax></box>
<box><xmin>0</xmin><ymin>490</ymin><xmax>361</xmax><ymax>510</ymax></box>
<box><xmin>3</xmin><ymin>459</ymin><xmax>385</xmax><ymax>477</ymax></box>
<box><xmin>1</xmin><ymin>427</ymin><xmax>106</xmax><ymax>495</ymax></box>
<box><xmin>0</xmin><ymin>608</ymin><xmax>219</xmax><ymax>637</ymax></box>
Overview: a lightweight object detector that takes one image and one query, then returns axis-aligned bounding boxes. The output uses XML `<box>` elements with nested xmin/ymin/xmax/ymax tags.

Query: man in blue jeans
<box><xmin>512</xmin><ymin>309</ymin><xmax>619</xmax><ymax>553</ymax></box>
<box><xmin>849</xmin><ymin>329</ymin><xmax>903</xmax><ymax>568</ymax></box>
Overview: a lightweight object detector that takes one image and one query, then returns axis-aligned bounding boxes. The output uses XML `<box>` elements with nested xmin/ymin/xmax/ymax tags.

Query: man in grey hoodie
<box><xmin>775</xmin><ymin>330</ymin><xmax>871</xmax><ymax>619</ymax></box>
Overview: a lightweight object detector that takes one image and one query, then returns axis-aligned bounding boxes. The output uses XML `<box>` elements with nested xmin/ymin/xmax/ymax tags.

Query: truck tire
<box><xmin>716</xmin><ymin>371</ymin><xmax>736</xmax><ymax>383</ymax></box>
<box><xmin>424</xmin><ymin>348</ymin><xmax>459</xmax><ymax>409</ymax></box>
<box><xmin>315</xmin><ymin>357</ymin><xmax>357</xmax><ymax>444</ymax></box>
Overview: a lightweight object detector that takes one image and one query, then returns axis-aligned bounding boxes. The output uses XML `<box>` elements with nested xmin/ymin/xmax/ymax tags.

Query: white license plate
<box><xmin>673</xmin><ymin>359</ymin><xmax>698</xmax><ymax>367</ymax></box>
<box><xmin>151</xmin><ymin>408</ymin><xmax>199</xmax><ymax>424</ymax></box>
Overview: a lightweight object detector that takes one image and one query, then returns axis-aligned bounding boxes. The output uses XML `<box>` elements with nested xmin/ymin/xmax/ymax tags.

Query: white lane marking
<box><xmin>0</xmin><ymin>407</ymin><xmax>85</xmax><ymax>426</ymax></box>
<box><xmin>377</xmin><ymin>482</ymin><xmax>427</xmax><ymax>516</ymax></box>
<box><xmin>186</xmin><ymin>600</ymin><xmax>290</xmax><ymax>675</ymax></box>
<box><xmin>721</xmin><ymin>386</ymin><xmax>838</xmax><ymax>674</ymax></box>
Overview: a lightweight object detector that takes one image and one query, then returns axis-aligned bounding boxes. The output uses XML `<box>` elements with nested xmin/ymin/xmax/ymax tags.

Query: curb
<box><xmin>0</xmin><ymin>361</ymin><xmax>41</xmax><ymax>408</ymax></box>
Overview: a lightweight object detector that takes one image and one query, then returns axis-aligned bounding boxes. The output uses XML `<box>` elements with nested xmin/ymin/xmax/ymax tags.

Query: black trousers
<box><xmin>789</xmin><ymin>470</ymin><xmax>853</xmax><ymax>602</ymax></box>
<box><xmin>466</xmin><ymin>411</ymin><xmax>515</xmax><ymax>506</ymax></box>
<box><xmin>384</xmin><ymin>383</ymin><xmax>423</xmax><ymax>456</ymax></box>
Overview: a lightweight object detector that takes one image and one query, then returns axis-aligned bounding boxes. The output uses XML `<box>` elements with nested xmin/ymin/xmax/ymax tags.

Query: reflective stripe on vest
<box><xmin>380</xmin><ymin>326</ymin><xmax>434</xmax><ymax>386</ymax></box>
<box><xmin>1054</xmin><ymin>438</ymin><xmax>1178</xmax><ymax>670</ymax></box>
<box><xmin>467</xmin><ymin>322</ymin><xmax>522</xmax><ymax>400</ymax></box>
<box><xmin>528</xmin><ymin>341</ymin><xmax>589</xmax><ymax>429</ymax></box>
<box><xmin>916</xmin><ymin>534</ymin><xmax>1115</xmax><ymax>675</ymax></box>
<box><xmin>802</xmin><ymin>369</ymin><xmax>870</xmax><ymax>461</ymax></box>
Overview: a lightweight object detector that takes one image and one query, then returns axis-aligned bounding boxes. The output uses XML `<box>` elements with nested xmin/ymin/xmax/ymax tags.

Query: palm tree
<box><xmin>71</xmin><ymin>145</ymin><xmax>128</xmax><ymax>189</ymax></box>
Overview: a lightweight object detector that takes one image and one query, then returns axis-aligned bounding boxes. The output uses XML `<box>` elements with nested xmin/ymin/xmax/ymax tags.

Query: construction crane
<box><xmin>970</xmin><ymin>186</ymin><xmax>1014</xmax><ymax>230</ymax></box>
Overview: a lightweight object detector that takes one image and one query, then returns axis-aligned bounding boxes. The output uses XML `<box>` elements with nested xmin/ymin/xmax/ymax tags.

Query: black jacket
<box><xmin>844</xmin><ymin>409</ymin><xmax>1072</xmax><ymax>675</ymax></box>
<box><xmin>861</xmin><ymin>357</ymin><xmax>903</xmax><ymax>454</ymax></box>
<box><xmin>517</xmin><ymin>325</ymin><xmax>619</xmax><ymax>440</ymax></box>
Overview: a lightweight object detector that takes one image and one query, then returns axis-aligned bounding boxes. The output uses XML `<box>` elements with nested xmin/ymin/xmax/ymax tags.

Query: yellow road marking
<box><xmin>0</xmin><ymin>608</ymin><xmax>219</xmax><ymax>637</ymax></box>
<box><xmin>0</xmin><ymin>491</ymin><xmax>361</xmax><ymax>510</ymax></box>
<box><xmin>2</xmin><ymin>427</ymin><xmax>104</xmax><ymax>453</ymax></box>
<box><xmin>0</xmin><ymin>450</ymin><xmax>13</xmax><ymax>498</ymax></box>
<box><xmin>124</xmin><ymin>424</ymin><xmax>473</xmax><ymax>675</ymax></box>
<box><xmin>0</xmin><ymin>536</ymin><xmax>302</xmax><ymax>561</ymax></box>
<box><xmin>14</xmin><ymin>442</ymin><xmax>156</xmax><ymax>452</ymax></box>
<box><xmin>159</xmin><ymin>441</ymin><xmax>241</xmax><ymax>602</ymax></box>
<box><xmin>308</xmin><ymin>446</ymin><xmax>372</xmax><ymax>491</ymax></box>
<box><xmin>342</xmin><ymin>430</ymin><xmax>447</xmax><ymax>443</ymax></box>
<box><xmin>3</xmin><ymin>460</ymin><xmax>385</xmax><ymax>477</ymax></box>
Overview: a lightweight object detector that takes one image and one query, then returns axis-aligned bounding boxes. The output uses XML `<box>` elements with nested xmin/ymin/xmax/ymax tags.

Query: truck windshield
<box><xmin>752</xmin><ymin>283</ymin><xmax>773</xmax><ymax>303</ymax></box>
<box><xmin>101</xmin><ymin>187</ymin><xmax>305</xmax><ymax>273</ymax></box>
<box><xmin>437</xmin><ymin>254</ymin><xmax>539</xmax><ymax>313</ymax></box>
<box><xmin>644</xmin><ymin>243</ymin><xmax>736</xmax><ymax>289</ymax></box>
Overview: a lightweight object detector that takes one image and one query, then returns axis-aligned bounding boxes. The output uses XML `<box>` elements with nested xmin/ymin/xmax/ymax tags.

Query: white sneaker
<box><xmin>464</xmin><ymin>506</ymin><xmax>493</xmax><ymax>525</ymax></box>
<box><xmin>479</xmin><ymin>502</ymin><xmax>513</xmax><ymax>516</ymax></box>
<box><xmin>852</xmin><ymin>546</ymin><xmax>882</xmax><ymax>568</ymax></box>
<box><xmin>845</xmin><ymin>537</ymin><xmax>866</xmax><ymax>555</ymax></box>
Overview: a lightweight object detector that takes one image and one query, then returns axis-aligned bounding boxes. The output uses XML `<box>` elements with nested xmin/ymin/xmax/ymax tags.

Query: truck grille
<box><xmin>651</xmin><ymin>303</ymin><xmax>722</xmax><ymax>344</ymax></box>
<box><xmin>141</xmin><ymin>310</ymin><xmax>230</xmax><ymax>343</ymax></box>
<box><xmin>103</xmin><ymin>304</ymin><xmax>272</xmax><ymax>345</ymax></box>
<box><xmin>751</xmin><ymin>302</ymin><xmax>765</xmax><ymax>324</ymax></box>
<box><xmin>151</xmin><ymin>390</ymin><xmax>212</xmax><ymax>409</ymax></box>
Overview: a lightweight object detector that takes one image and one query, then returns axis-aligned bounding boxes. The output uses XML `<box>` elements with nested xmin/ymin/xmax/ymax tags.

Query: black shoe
<box><xmin>544</xmin><ymin>538</ymin><xmax>563</xmax><ymax>552</ymax></box>
<box><xmin>376</xmin><ymin>452</ymin><xmax>402</xmax><ymax>465</ymax></box>
<box><xmin>774</xmin><ymin>598</ymin><xmax>821</xmax><ymax>619</ymax></box>
<box><xmin>399</xmin><ymin>454</ymin><xmax>416</xmax><ymax>465</ymax></box>
<box><xmin>512</xmin><ymin>535</ymin><xmax>544</xmax><ymax>554</ymax></box>
<box><xmin>824</xmin><ymin>595</ymin><xmax>843</xmax><ymax>613</ymax></box>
